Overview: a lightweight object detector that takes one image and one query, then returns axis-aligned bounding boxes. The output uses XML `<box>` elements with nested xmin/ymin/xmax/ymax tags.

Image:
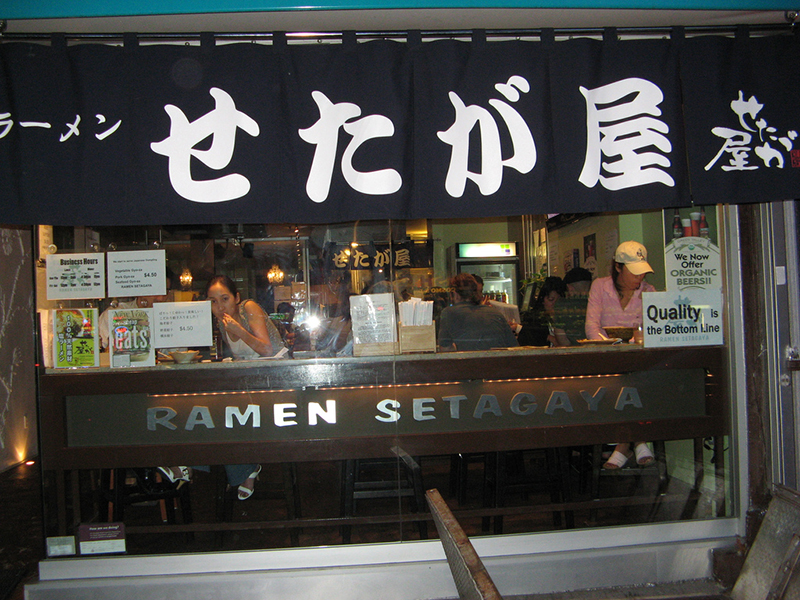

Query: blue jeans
<box><xmin>192</xmin><ymin>464</ymin><xmax>258</xmax><ymax>487</ymax></box>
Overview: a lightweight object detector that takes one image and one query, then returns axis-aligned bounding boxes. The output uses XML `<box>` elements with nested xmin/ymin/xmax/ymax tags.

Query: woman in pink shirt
<box><xmin>585</xmin><ymin>241</ymin><xmax>656</xmax><ymax>469</ymax></box>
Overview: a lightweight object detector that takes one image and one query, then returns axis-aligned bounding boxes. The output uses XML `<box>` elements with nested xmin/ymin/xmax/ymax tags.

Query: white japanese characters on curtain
<box><xmin>0</xmin><ymin>32</ymin><xmax>797</xmax><ymax>225</ymax></box>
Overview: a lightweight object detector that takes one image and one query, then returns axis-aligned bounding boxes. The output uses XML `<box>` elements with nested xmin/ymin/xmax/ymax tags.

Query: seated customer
<box><xmin>207</xmin><ymin>274</ymin><xmax>284</xmax><ymax>359</ymax></box>
<box><xmin>558</xmin><ymin>267</ymin><xmax>593</xmax><ymax>345</ymax></box>
<box><xmin>438</xmin><ymin>273</ymin><xmax>518</xmax><ymax>352</ymax></box>
<box><xmin>472</xmin><ymin>274</ymin><xmax>520</xmax><ymax>330</ymax></box>
<box><xmin>159</xmin><ymin>275</ymin><xmax>285</xmax><ymax>500</ymax></box>
<box><xmin>585</xmin><ymin>242</ymin><xmax>653</xmax><ymax>342</ymax></box>
<box><xmin>585</xmin><ymin>241</ymin><xmax>656</xmax><ymax>469</ymax></box>
<box><xmin>518</xmin><ymin>276</ymin><xmax>568</xmax><ymax>347</ymax></box>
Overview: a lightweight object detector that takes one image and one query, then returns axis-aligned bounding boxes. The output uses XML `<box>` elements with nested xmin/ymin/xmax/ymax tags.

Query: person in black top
<box><xmin>437</xmin><ymin>273</ymin><xmax>519</xmax><ymax>352</ymax></box>
<box><xmin>517</xmin><ymin>276</ymin><xmax>568</xmax><ymax>347</ymax></box>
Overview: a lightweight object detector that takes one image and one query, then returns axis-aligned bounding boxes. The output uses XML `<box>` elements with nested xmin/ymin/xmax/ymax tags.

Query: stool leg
<box><xmin>215</xmin><ymin>467</ymin><xmax>230</xmax><ymax>548</ymax></box>
<box><xmin>654</xmin><ymin>440</ymin><xmax>669</xmax><ymax>493</ymax></box>
<box><xmin>481</xmin><ymin>453</ymin><xmax>497</xmax><ymax>533</ymax></box>
<box><xmin>545</xmin><ymin>449</ymin><xmax>562</xmax><ymax>528</ymax></box>
<box><xmin>112</xmin><ymin>469</ymin><xmax>125</xmax><ymax>522</ymax></box>
<box><xmin>555</xmin><ymin>447</ymin><xmax>574</xmax><ymax>529</ymax></box>
<box><xmin>340</xmin><ymin>459</ymin><xmax>356</xmax><ymax>544</ymax></box>
<box><xmin>409</xmin><ymin>456</ymin><xmax>427</xmax><ymax>540</ymax></box>
<box><xmin>589</xmin><ymin>445</ymin><xmax>604</xmax><ymax>524</ymax></box>
<box><xmin>282</xmin><ymin>463</ymin><xmax>301</xmax><ymax>546</ymax></box>
<box><xmin>449</xmin><ymin>454</ymin><xmax>460</xmax><ymax>500</ymax></box>
<box><xmin>99</xmin><ymin>470</ymin><xmax>112</xmax><ymax>522</ymax></box>
<box><xmin>493</xmin><ymin>453</ymin><xmax>507</xmax><ymax>535</ymax></box>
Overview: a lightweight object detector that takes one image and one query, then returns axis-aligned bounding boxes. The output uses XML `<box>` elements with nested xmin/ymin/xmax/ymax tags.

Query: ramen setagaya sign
<box><xmin>64</xmin><ymin>370</ymin><xmax>706</xmax><ymax>447</ymax></box>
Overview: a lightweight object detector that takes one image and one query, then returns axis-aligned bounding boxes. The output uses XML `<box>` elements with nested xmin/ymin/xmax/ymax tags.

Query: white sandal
<box><xmin>634</xmin><ymin>443</ymin><xmax>655</xmax><ymax>466</ymax></box>
<box><xmin>237</xmin><ymin>465</ymin><xmax>262</xmax><ymax>500</ymax></box>
<box><xmin>603</xmin><ymin>450</ymin><xmax>632</xmax><ymax>470</ymax></box>
<box><xmin>157</xmin><ymin>466</ymin><xmax>192</xmax><ymax>487</ymax></box>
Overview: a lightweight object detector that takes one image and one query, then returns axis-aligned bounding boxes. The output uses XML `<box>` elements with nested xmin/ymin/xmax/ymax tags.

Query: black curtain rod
<box><xmin>0</xmin><ymin>21</ymin><xmax>795</xmax><ymax>43</ymax></box>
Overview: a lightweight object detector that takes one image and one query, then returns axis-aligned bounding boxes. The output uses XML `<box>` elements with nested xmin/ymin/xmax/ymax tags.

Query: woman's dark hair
<box><xmin>276</xmin><ymin>301</ymin><xmax>295</xmax><ymax>316</ymax></box>
<box><xmin>206</xmin><ymin>274</ymin><xmax>239</xmax><ymax>300</ymax></box>
<box><xmin>531</xmin><ymin>276</ymin><xmax>566</xmax><ymax>312</ymax></box>
<box><xmin>452</xmin><ymin>273</ymin><xmax>481</xmax><ymax>305</ymax></box>
<box><xmin>610</xmin><ymin>261</ymin><xmax>626</xmax><ymax>296</ymax></box>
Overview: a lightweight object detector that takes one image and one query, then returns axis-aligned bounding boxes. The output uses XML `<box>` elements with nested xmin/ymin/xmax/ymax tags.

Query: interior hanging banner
<box><xmin>0</xmin><ymin>31</ymin><xmax>798</xmax><ymax>226</ymax></box>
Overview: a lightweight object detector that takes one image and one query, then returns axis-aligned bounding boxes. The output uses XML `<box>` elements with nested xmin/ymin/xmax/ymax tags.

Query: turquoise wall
<box><xmin>2</xmin><ymin>0</ymin><xmax>790</xmax><ymax>20</ymax></box>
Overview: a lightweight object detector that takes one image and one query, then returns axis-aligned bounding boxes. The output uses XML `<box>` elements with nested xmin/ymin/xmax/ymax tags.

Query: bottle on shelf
<box><xmin>672</xmin><ymin>208</ymin><xmax>683</xmax><ymax>240</ymax></box>
<box><xmin>211</xmin><ymin>318</ymin><xmax>223</xmax><ymax>361</ymax></box>
<box><xmin>699</xmin><ymin>211</ymin><xmax>709</xmax><ymax>238</ymax></box>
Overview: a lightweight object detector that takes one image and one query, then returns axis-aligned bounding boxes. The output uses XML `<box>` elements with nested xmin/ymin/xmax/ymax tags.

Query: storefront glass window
<box><xmin>36</xmin><ymin>208</ymin><xmax>735</xmax><ymax>555</ymax></box>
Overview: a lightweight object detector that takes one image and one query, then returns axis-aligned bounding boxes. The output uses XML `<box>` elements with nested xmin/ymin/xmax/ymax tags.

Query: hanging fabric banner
<box><xmin>681</xmin><ymin>33</ymin><xmax>800</xmax><ymax>205</ymax></box>
<box><xmin>0</xmin><ymin>31</ymin><xmax>798</xmax><ymax>226</ymax></box>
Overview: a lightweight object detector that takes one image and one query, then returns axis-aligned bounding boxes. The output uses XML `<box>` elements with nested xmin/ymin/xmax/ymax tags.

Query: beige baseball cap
<box><xmin>614</xmin><ymin>241</ymin><xmax>654</xmax><ymax>276</ymax></box>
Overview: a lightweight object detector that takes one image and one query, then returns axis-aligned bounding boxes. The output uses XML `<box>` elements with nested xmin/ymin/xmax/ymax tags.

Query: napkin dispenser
<box><xmin>399</xmin><ymin>323</ymin><xmax>437</xmax><ymax>354</ymax></box>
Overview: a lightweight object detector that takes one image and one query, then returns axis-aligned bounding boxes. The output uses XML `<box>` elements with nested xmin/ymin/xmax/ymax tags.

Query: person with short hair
<box><xmin>437</xmin><ymin>273</ymin><xmax>519</xmax><ymax>352</ymax></box>
<box><xmin>472</xmin><ymin>273</ymin><xmax>521</xmax><ymax>331</ymax></box>
<box><xmin>563</xmin><ymin>267</ymin><xmax>593</xmax><ymax>296</ymax></box>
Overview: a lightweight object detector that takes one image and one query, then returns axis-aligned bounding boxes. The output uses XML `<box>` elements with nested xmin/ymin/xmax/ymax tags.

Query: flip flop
<box><xmin>635</xmin><ymin>443</ymin><xmax>655</xmax><ymax>466</ymax></box>
<box><xmin>603</xmin><ymin>450</ymin><xmax>632</xmax><ymax>470</ymax></box>
<box><xmin>237</xmin><ymin>465</ymin><xmax>262</xmax><ymax>500</ymax></box>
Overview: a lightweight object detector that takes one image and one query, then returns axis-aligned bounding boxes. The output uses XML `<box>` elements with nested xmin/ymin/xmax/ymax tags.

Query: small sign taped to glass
<box><xmin>642</xmin><ymin>290</ymin><xmax>723</xmax><ymax>348</ymax></box>
<box><xmin>106</xmin><ymin>250</ymin><xmax>166</xmax><ymax>298</ymax></box>
<box><xmin>46</xmin><ymin>253</ymin><xmax>105</xmax><ymax>300</ymax></box>
<box><xmin>153</xmin><ymin>301</ymin><xmax>213</xmax><ymax>348</ymax></box>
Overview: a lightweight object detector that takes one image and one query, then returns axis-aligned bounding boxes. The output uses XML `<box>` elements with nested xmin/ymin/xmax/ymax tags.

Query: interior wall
<box><xmin>431</xmin><ymin>217</ymin><xmax>514</xmax><ymax>285</ymax></box>
<box><xmin>547</xmin><ymin>210</ymin><xmax>668</xmax><ymax>291</ymax></box>
<box><xmin>0</xmin><ymin>226</ymin><xmax>37</xmax><ymax>471</ymax></box>
<box><xmin>547</xmin><ymin>214</ymin><xmax>619</xmax><ymax>281</ymax></box>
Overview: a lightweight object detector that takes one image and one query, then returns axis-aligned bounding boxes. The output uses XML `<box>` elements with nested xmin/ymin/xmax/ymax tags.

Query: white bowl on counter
<box><xmin>169</xmin><ymin>350</ymin><xmax>200</xmax><ymax>364</ymax></box>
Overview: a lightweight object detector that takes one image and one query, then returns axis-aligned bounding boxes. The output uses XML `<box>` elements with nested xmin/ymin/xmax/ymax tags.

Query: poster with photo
<box><xmin>663</xmin><ymin>206</ymin><xmax>717</xmax><ymax>246</ymax></box>
<box><xmin>583</xmin><ymin>234</ymin><xmax>596</xmax><ymax>260</ymax></box>
<box><xmin>108</xmin><ymin>307</ymin><xmax>155</xmax><ymax>367</ymax></box>
<box><xmin>53</xmin><ymin>308</ymin><xmax>99</xmax><ymax>368</ymax></box>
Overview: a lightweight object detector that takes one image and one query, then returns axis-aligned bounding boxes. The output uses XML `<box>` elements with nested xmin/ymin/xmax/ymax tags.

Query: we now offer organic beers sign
<box><xmin>641</xmin><ymin>290</ymin><xmax>723</xmax><ymax>348</ymax></box>
<box><xmin>664</xmin><ymin>237</ymin><xmax>721</xmax><ymax>292</ymax></box>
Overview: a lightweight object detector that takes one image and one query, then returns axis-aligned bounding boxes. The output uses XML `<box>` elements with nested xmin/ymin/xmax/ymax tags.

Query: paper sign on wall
<box><xmin>350</xmin><ymin>293</ymin><xmax>397</xmax><ymax>345</ymax></box>
<box><xmin>106</xmin><ymin>250</ymin><xmax>166</xmax><ymax>298</ymax></box>
<box><xmin>642</xmin><ymin>290</ymin><xmax>723</xmax><ymax>348</ymax></box>
<box><xmin>153</xmin><ymin>301</ymin><xmax>213</xmax><ymax>348</ymax></box>
<box><xmin>664</xmin><ymin>237</ymin><xmax>722</xmax><ymax>292</ymax></box>
<box><xmin>46</xmin><ymin>254</ymin><xmax>105</xmax><ymax>300</ymax></box>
